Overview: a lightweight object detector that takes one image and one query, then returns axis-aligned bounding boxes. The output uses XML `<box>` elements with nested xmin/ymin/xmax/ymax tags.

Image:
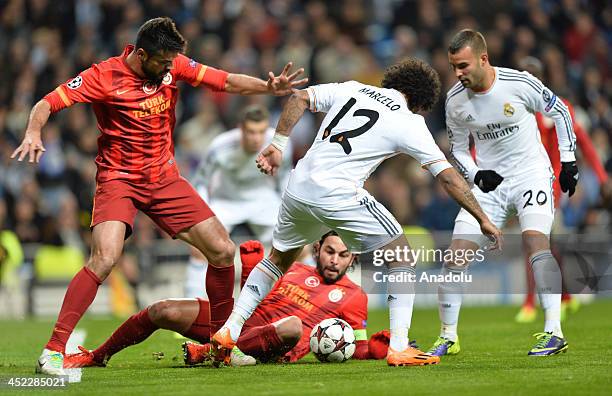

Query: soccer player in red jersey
<box><xmin>515</xmin><ymin>57</ymin><xmax>608</xmax><ymax>323</ymax></box>
<box><xmin>10</xmin><ymin>17</ymin><xmax>307</xmax><ymax>375</ymax></box>
<box><xmin>64</xmin><ymin>233</ymin><xmax>385</xmax><ymax>367</ymax></box>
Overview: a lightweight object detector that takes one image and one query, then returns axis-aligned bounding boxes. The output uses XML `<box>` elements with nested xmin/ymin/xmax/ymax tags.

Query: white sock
<box><xmin>388</xmin><ymin>266</ymin><xmax>416</xmax><ymax>352</ymax></box>
<box><xmin>530</xmin><ymin>250</ymin><xmax>563</xmax><ymax>337</ymax></box>
<box><xmin>226</xmin><ymin>258</ymin><xmax>283</xmax><ymax>341</ymax></box>
<box><xmin>438</xmin><ymin>264</ymin><xmax>467</xmax><ymax>342</ymax></box>
<box><xmin>185</xmin><ymin>256</ymin><xmax>208</xmax><ymax>299</ymax></box>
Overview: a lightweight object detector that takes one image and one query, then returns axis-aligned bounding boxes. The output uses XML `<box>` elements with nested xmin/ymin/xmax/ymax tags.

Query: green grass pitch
<box><xmin>1</xmin><ymin>300</ymin><xmax>610</xmax><ymax>395</ymax></box>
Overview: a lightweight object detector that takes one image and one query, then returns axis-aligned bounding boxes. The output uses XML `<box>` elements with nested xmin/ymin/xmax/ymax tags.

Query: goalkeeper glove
<box><xmin>474</xmin><ymin>170</ymin><xmax>504</xmax><ymax>193</ymax></box>
<box><xmin>559</xmin><ymin>161</ymin><xmax>579</xmax><ymax>197</ymax></box>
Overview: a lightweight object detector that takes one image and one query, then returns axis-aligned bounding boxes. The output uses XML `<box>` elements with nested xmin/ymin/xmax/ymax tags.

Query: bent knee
<box><xmin>207</xmin><ymin>239</ymin><xmax>236</xmax><ymax>266</ymax></box>
<box><xmin>148</xmin><ymin>300</ymin><xmax>183</xmax><ymax>325</ymax></box>
<box><xmin>277</xmin><ymin>316</ymin><xmax>303</xmax><ymax>343</ymax></box>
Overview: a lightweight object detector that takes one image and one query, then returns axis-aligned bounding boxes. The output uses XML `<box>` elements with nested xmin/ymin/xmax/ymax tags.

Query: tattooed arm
<box><xmin>256</xmin><ymin>90</ymin><xmax>310</xmax><ymax>176</ymax></box>
<box><xmin>436</xmin><ymin>167</ymin><xmax>503</xmax><ymax>249</ymax></box>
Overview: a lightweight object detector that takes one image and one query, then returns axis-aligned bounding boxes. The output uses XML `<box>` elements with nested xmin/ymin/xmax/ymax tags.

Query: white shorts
<box><xmin>453</xmin><ymin>171</ymin><xmax>555</xmax><ymax>247</ymax></box>
<box><xmin>273</xmin><ymin>193</ymin><xmax>403</xmax><ymax>254</ymax></box>
<box><xmin>211</xmin><ymin>199</ymin><xmax>279</xmax><ymax>243</ymax></box>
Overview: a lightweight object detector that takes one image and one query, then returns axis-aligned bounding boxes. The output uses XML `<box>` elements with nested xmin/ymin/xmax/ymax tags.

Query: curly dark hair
<box><xmin>136</xmin><ymin>17</ymin><xmax>186</xmax><ymax>55</ymax></box>
<box><xmin>381</xmin><ymin>58</ymin><xmax>441</xmax><ymax>113</ymax></box>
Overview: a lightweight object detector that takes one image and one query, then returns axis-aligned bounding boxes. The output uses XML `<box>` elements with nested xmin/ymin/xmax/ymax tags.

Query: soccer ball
<box><xmin>309</xmin><ymin>318</ymin><xmax>356</xmax><ymax>362</ymax></box>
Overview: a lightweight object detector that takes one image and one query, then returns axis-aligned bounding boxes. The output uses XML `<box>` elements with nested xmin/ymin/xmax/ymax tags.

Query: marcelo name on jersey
<box><xmin>357</xmin><ymin>87</ymin><xmax>401</xmax><ymax>111</ymax></box>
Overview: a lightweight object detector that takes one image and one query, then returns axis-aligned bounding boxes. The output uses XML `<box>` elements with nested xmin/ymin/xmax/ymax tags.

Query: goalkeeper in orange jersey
<box><xmin>64</xmin><ymin>232</ymin><xmax>392</xmax><ymax>367</ymax></box>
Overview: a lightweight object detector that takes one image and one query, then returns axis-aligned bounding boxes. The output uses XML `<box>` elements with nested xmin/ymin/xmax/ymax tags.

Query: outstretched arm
<box><xmin>256</xmin><ymin>90</ymin><xmax>310</xmax><ymax>176</ymax></box>
<box><xmin>225</xmin><ymin>62</ymin><xmax>308</xmax><ymax>96</ymax></box>
<box><xmin>10</xmin><ymin>99</ymin><xmax>51</xmax><ymax>163</ymax></box>
<box><xmin>435</xmin><ymin>167</ymin><xmax>503</xmax><ymax>249</ymax></box>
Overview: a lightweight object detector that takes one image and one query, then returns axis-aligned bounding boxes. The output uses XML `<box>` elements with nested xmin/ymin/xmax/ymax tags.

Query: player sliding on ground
<box><xmin>427</xmin><ymin>30</ymin><xmax>577</xmax><ymax>358</ymax></box>
<box><xmin>64</xmin><ymin>234</ymin><xmax>390</xmax><ymax>367</ymax></box>
<box><xmin>10</xmin><ymin>17</ymin><xmax>307</xmax><ymax>376</ymax></box>
<box><xmin>211</xmin><ymin>58</ymin><xmax>502</xmax><ymax>367</ymax></box>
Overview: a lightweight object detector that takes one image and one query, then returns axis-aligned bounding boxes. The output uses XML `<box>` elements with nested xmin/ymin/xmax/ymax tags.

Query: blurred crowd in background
<box><xmin>0</xmin><ymin>0</ymin><xmax>611</xmax><ymax>289</ymax></box>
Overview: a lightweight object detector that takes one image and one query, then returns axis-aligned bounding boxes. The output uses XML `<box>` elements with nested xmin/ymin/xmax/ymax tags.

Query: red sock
<box><xmin>182</xmin><ymin>299</ymin><xmax>211</xmax><ymax>343</ymax></box>
<box><xmin>239</xmin><ymin>241</ymin><xmax>265</xmax><ymax>289</ymax></box>
<box><xmin>46</xmin><ymin>267</ymin><xmax>102</xmax><ymax>353</ymax></box>
<box><xmin>206</xmin><ymin>265</ymin><xmax>234</xmax><ymax>333</ymax></box>
<box><xmin>92</xmin><ymin>308</ymin><xmax>158</xmax><ymax>364</ymax></box>
<box><xmin>523</xmin><ymin>257</ymin><xmax>536</xmax><ymax>307</ymax></box>
<box><xmin>236</xmin><ymin>324</ymin><xmax>290</xmax><ymax>361</ymax></box>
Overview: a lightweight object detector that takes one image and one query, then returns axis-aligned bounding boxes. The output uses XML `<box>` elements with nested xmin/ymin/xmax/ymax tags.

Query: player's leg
<box><xmin>146</xmin><ymin>176</ymin><xmax>235</xmax><ymax>335</ymax></box>
<box><xmin>65</xmin><ymin>299</ymin><xmax>206</xmax><ymax>367</ymax></box>
<box><xmin>38</xmin><ymin>180</ymin><xmax>141</xmax><ymax>374</ymax></box>
<box><xmin>235</xmin><ymin>316</ymin><xmax>303</xmax><ymax>362</ymax></box>
<box><xmin>326</xmin><ymin>195</ymin><xmax>438</xmax><ymax>365</ymax></box>
<box><xmin>516</xmin><ymin>174</ymin><xmax>568</xmax><ymax>356</ymax></box>
<box><xmin>212</xmin><ymin>195</ymin><xmax>325</xmax><ymax>364</ymax></box>
<box><xmin>428</xmin><ymin>187</ymin><xmax>505</xmax><ymax>357</ymax></box>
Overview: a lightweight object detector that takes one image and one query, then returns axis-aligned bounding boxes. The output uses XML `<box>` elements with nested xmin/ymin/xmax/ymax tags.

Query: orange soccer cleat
<box><xmin>210</xmin><ymin>327</ymin><xmax>236</xmax><ymax>367</ymax></box>
<box><xmin>182</xmin><ymin>342</ymin><xmax>211</xmax><ymax>365</ymax></box>
<box><xmin>386</xmin><ymin>346</ymin><xmax>440</xmax><ymax>366</ymax></box>
<box><xmin>63</xmin><ymin>346</ymin><xmax>106</xmax><ymax>368</ymax></box>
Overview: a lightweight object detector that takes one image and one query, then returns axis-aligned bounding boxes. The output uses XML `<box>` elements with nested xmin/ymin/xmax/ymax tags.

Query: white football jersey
<box><xmin>192</xmin><ymin>128</ymin><xmax>290</xmax><ymax>204</ymax></box>
<box><xmin>285</xmin><ymin>81</ymin><xmax>451</xmax><ymax>209</ymax></box>
<box><xmin>446</xmin><ymin>67</ymin><xmax>576</xmax><ymax>181</ymax></box>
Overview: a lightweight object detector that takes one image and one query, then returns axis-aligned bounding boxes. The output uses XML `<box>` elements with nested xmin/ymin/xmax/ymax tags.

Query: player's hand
<box><xmin>10</xmin><ymin>130</ymin><xmax>46</xmax><ymax>163</ymax></box>
<box><xmin>480</xmin><ymin>219</ymin><xmax>503</xmax><ymax>251</ymax></box>
<box><xmin>474</xmin><ymin>170</ymin><xmax>504</xmax><ymax>193</ymax></box>
<box><xmin>256</xmin><ymin>144</ymin><xmax>283</xmax><ymax>176</ymax></box>
<box><xmin>559</xmin><ymin>161</ymin><xmax>579</xmax><ymax>197</ymax></box>
<box><xmin>267</xmin><ymin>62</ymin><xmax>308</xmax><ymax>96</ymax></box>
<box><xmin>367</xmin><ymin>330</ymin><xmax>390</xmax><ymax>360</ymax></box>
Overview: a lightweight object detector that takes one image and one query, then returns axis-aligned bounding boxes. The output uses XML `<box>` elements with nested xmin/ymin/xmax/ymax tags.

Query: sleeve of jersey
<box><xmin>339</xmin><ymin>291</ymin><xmax>368</xmax><ymax>339</ymax></box>
<box><xmin>520</xmin><ymin>72</ymin><xmax>576</xmax><ymax>161</ymax></box>
<box><xmin>173</xmin><ymin>54</ymin><xmax>228</xmax><ymax>91</ymax></box>
<box><xmin>43</xmin><ymin>66</ymin><xmax>107</xmax><ymax>113</ymax></box>
<box><xmin>399</xmin><ymin>115</ymin><xmax>452</xmax><ymax>177</ymax></box>
<box><xmin>306</xmin><ymin>83</ymin><xmax>340</xmax><ymax>113</ymax></box>
<box><xmin>447</xmin><ymin>111</ymin><xmax>480</xmax><ymax>182</ymax></box>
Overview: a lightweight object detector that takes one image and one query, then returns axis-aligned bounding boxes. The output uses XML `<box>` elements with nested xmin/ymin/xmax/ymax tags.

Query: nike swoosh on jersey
<box><xmin>116</xmin><ymin>89</ymin><xmax>129</xmax><ymax>95</ymax></box>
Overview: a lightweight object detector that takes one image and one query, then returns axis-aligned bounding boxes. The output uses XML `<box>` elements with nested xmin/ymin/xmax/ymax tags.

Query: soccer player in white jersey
<box><xmin>426</xmin><ymin>30</ymin><xmax>578</xmax><ymax>358</ymax></box>
<box><xmin>186</xmin><ymin>105</ymin><xmax>291</xmax><ymax>299</ymax></box>
<box><xmin>210</xmin><ymin>58</ymin><xmax>502</xmax><ymax>367</ymax></box>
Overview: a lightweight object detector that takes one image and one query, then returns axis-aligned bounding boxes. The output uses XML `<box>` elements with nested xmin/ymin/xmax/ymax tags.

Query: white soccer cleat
<box><xmin>230</xmin><ymin>347</ymin><xmax>256</xmax><ymax>367</ymax></box>
<box><xmin>36</xmin><ymin>348</ymin><xmax>66</xmax><ymax>376</ymax></box>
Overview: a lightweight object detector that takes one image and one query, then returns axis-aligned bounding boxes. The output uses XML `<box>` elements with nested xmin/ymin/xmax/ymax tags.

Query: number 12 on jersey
<box><xmin>322</xmin><ymin>98</ymin><xmax>379</xmax><ymax>155</ymax></box>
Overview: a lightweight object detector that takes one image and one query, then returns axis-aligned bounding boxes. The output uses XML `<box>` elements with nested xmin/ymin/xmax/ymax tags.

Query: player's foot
<box><xmin>386</xmin><ymin>346</ymin><xmax>440</xmax><ymax>366</ymax></box>
<box><xmin>230</xmin><ymin>347</ymin><xmax>256</xmax><ymax>367</ymax></box>
<box><xmin>210</xmin><ymin>327</ymin><xmax>236</xmax><ymax>367</ymax></box>
<box><xmin>64</xmin><ymin>346</ymin><xmax>106</xmax><ymax>368</ymax></box>
<box><xmin>426</xmin><ymin>336</ymin><xmax>460</xmax><ymax>356</ymax></box>
<box><xmin>36</xmin><ymin>349</ymin><xmax>66</xmax><ymax>376</ymax></box>
<box><xmin>515</xmin><ymin>305</ymin><xmax>537</xmax><ymax>323</ymax></box>
<box><xmin>182</xmin><ymin>342</ymin><xmax>211</xmax><ymax>366</ymax></box>
<box><xmin>527</xmin><ymin>332</ymin><xmax>568</xmax><ymax>356</ymax></box>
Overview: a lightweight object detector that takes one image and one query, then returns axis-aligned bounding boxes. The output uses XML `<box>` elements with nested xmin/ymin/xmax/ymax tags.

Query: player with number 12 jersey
<box><xmin>213</xmin><ymin>59</ymin><xmax>501</xmax><ymax>368</ymax></box>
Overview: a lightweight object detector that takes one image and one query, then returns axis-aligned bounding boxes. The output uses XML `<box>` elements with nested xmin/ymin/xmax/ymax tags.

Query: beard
<box><xmin>142</xmin><ymin>64</ymin><xmax>165</xmax><ymax>85</ymax></box>
<box><xmin>316</xmin><ymin>260</ymin><xmax>347</xmax><ymax>284</ymax></box>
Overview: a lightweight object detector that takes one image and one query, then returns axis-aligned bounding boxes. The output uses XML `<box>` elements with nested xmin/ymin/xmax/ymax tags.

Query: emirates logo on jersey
<box><xmin>305</xmin><ymin>276</ymin><xmax>320</xmax><ymax>288</ymax></box>
<box><xmin>328</xmin><ymin>288</ymin><xmax>345</xmax><ymax>303</ymax></box>
<box><xmin>142</xmin><ymin>81</ymin><xmax>157</xmax><ymax>95</ymax></box>
<box><xmin>162</xmin><ymin>72</ymin><xmax>172</xmax><ymax>86</ymax></box>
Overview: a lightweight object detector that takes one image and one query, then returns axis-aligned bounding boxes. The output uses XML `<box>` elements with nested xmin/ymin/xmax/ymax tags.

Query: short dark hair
<box><xmin>381</xmin><ymin>58</ymin><xmax>441</xmax><ymax>113</ymax></box>
<box><xmin>136</xmin><ymin>17</ymin><xmax>186</xmax><ymax>56</ymax></box>
<box><xmin>448</xmin><ymin>29</ymin><xmax>487</xmax><ymax>55</ymax></box>
<box><xmin>239</xmin><ymin>105</ymin><xmax>270</xmax><ymax>124</ymax></box>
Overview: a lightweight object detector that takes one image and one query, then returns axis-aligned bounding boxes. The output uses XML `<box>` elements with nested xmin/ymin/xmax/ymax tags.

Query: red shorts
<box><xmin>91</xmin><ymin>175</ymin><xmax>214</xmax><ymax>238</ymax></box>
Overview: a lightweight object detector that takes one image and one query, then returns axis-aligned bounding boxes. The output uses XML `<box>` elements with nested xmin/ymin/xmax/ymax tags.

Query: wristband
<box><xmin>271</xmin><ymin>133</ymin><xmax>289</xmax><ymax>152</ymax></box>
